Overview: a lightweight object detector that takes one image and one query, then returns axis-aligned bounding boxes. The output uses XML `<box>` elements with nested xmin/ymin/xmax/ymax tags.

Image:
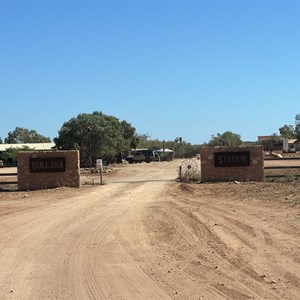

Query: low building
<box><xmin>0</xmin><ymin>143</ymin><xmax>56</xmax><ymax>166</ymax></box>
<box><xmin>257</xmin><ymin>136</ymin><xmax>299</xmax><ymax>152</ymax></box>
<box><xmin>282</xmin><ymin>138</ymin><xmax>298</xmax><ymax>152</ymax></box>
<box><xmin>154</xmin><ymin>148</ymin><xmax>174</xmax><ymax>161</ymax></box>
<box><xmin>0</xmin><ymin>143</ymin><xmax>55</xmax><ymax>152</ymax></box>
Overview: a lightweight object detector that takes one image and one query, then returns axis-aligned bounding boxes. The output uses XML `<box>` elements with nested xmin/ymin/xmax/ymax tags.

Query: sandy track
<box><xmin>0</xmin><ymin>162</ymin><xmax>179</xmax><ymax>300</ymax></box>
<box><xmin>0</xmin><ymin>160</ymin><xmax>300</xmax><ymax>299</ymax></box>
<box><xmin>144</xmin><ymin>182</ymin><xmax>300</xmax><ymax>299</ymax></box>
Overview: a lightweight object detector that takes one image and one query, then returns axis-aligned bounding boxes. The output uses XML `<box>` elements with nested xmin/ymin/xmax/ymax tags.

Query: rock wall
<box><xmin>200</xmin><ymin>146</ymin><xmax>264</xmax><ymax>182</ymax></box>
<box><xmin>17</xmin><ymin>150</ymin><xmax>80</xmax><ymax>190</ymax></box>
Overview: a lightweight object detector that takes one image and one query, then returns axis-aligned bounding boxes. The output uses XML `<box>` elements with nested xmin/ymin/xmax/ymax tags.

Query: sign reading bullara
<box><xmin>214</xmin><ymin>151</ymin><xmax>250</xmax><ymax>167</ymax></box>
<box><xmin>30</xmin><ymin>157</ymin><xmax>66</xmax><ymax>173</ymax></box>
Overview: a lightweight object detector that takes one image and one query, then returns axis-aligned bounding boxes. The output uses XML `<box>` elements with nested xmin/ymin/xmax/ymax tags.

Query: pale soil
<box><xmin>0</xmin><ymin>160</ymin><xmax>300</xmax><ymax>300</ymax></box>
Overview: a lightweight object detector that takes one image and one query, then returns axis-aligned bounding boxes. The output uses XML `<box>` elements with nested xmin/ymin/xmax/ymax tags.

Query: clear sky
<box><xmin>0</xmin><ymin>0</ymin><xmax>299</xmax><ymax>145</ymax></box>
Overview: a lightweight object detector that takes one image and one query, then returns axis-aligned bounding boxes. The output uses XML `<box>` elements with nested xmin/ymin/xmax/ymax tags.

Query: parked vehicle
<box><xmin>126</xmin><ymin>149</ymin><xmax>154</xmax><ymax>164</ymax></box>
<box><xmin>288</xmin><ymin>147</ymin><xmax>296</xmax><ymax>153</ymax></box>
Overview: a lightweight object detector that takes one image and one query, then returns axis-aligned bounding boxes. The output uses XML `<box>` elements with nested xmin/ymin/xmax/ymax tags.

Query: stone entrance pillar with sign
<box><xmin>200</xmin><ymin>146</ymin><xmax>264</xmax><ymax>182</ymax></box>
<box><xmin>17</xmin><ymin>150</ymin><xmax>80</xmax><ymax>190</ymax></box>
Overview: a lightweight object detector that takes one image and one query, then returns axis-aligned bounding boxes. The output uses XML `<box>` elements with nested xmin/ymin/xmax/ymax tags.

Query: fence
<box><xmin>264</xmin><ymin>157</ymin><xmax>300</xmax><ymax>180</ymax></box>
<box><xmin>0</xmin><ymin>172</ymin><xmax>18</xmax><ymax>185</ymax></box>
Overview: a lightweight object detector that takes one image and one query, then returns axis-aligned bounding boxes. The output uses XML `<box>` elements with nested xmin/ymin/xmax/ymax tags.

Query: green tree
<box><xmin>259</xmin><ymin>133</ymin><xmax>282</xmax><ymax>151</ymax></box>
<box><xmin>54</xmin><ymin>111</ymin><xmax>139</xmax><ymax>165</ymax></box>
<box><xmin>0</xmin><ymin>137</ymin><xmax>3</xmax><ymax>144</ymax></box>
<box><xmin>136</xmin><ymin>134</ymin><xmax>151</xmax><ymax>148</ymax></box>
<box><xmin>5</xmin><ymin>127</ymin><xmax>51</xmax><ymax>144</ymax></box>
<box><xmin>208</xmin><ymin>131</ymin><xmax>243</xmax><ymax>147</ymax></box>
<box><xmin>136</xmin><ymin>136</ymin><xmax>199</xmax><ymax>158</ymax></box>
<box><xmin>136</xmin><ymin>134</ymin><xmax>164</xmax><ymax>151</ymax></box>
<box><xmin>0</xmin><ymin>146</ymin><xmax>34</xmax><ymax>165</ymax></box>
<box><xmin>279</xmin><ymin>124</ymin><xmax>295</xmax><ymax>138</ymax></box>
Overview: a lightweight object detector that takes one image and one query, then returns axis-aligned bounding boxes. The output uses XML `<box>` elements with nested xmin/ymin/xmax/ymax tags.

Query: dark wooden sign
<box><xmin>30</xmin><ymin>157</ymin><xmax>66</xmax><ymax>173</ymax></box>
<box><xmin>214</xmin><ymin>151</ymin><xmax>250</xmax><ymax>167</ymax></box>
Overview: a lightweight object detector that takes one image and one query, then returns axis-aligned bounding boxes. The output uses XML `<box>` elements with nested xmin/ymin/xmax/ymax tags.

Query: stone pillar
<box><xmin>18</xmin><ymin>150</ymin><xmax>80</xmax><ymax>190</ymax></box>
<box><xmin>200</xmin><ymin>146</ymin><xmax>264</xmax><ymax>182</ymax></box>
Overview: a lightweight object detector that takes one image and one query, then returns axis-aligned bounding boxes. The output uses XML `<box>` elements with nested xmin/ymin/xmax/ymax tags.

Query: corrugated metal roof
<box><xmin>288</xmin><ymin>139</ymin><xmax>298</xmax><ymax>144</ymax></box>
<box><xmin>0</xmin><ymin>143</ymin><xmax>55</xmax><ymax>151</ymax></box>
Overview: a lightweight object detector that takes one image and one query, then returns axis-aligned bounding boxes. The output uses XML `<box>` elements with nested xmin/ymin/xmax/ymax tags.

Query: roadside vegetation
<box><xmin>0</xmin><ymin>112</ymin><xmax>299</xmax><ymax>166</ymax></box>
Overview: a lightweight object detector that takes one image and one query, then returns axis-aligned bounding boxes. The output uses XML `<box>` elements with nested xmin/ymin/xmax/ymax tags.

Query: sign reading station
<box><xmin>30</xmin><ymin>157</ymin><xmax>66</xmax><ymax>173</ymax></box>
<box><xmin>214</xmin><ymin>151</ymin><xmax>250</xmax><ymax>167</ymax></box>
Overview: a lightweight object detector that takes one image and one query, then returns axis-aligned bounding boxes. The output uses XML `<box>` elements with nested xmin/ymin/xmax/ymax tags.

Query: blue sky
<box><xmin>0</xmin><ymin>0</ymin><xmax>299</xmax><ymax>144</ymax></box>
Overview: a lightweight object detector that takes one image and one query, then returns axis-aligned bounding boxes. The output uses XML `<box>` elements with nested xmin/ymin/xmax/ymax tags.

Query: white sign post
<box><xmin>96</xmin><ymin>159</ymin><xmax>104</xmax><ymax>185</ymax></box>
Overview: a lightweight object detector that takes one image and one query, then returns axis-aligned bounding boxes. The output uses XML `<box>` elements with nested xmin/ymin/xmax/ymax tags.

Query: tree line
<box><xmin>1</xmin><ymin>112</ymin><xmax>299</xmax><ymax>165</ymax></box>
<box><xmin>0</xmin><ymin>111</ymin><xmax>202</xmax><ymax>164</ymax></box>
<box><xmin>279</xmin><ymin>114</ymin><xmax>300</xmax><ymax>140</ymax></box>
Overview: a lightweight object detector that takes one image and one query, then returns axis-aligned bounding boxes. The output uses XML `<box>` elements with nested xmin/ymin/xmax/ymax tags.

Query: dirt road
<box><xmin>1</xmin><ymin>160</ymin><xmax>300</xmax><ymax>299</ymax></box>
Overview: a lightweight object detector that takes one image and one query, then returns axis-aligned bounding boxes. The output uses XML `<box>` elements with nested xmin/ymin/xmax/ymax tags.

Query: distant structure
<box><xmin>0</xmin><ymin>143</ymin><xmax>55</xmax><ymax>152</ymax></box>
<box><xmin>257</xmin><ymin>136</ymin><xmax>299</xmax><ymax>152</ymax></box>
